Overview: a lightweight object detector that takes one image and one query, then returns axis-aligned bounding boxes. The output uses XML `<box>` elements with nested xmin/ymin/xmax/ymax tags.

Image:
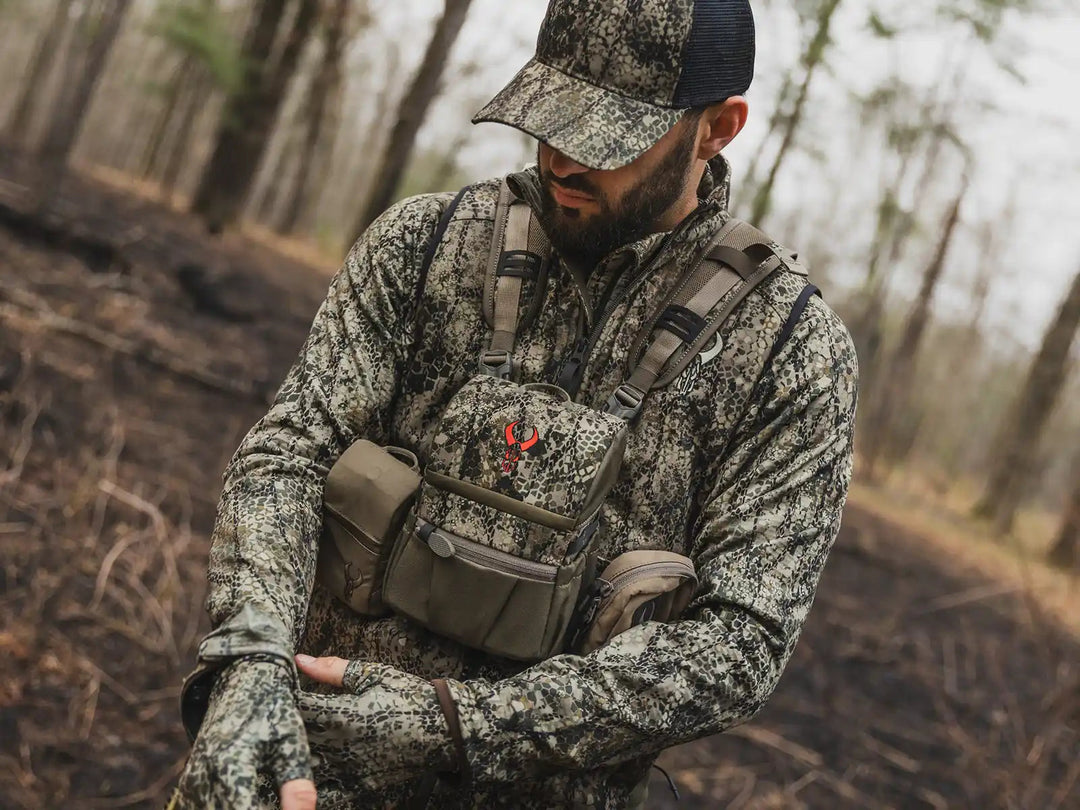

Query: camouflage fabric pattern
<box><xmin>422</xmin><ymin>374</ymin><xmax>625</xmax><ymax>560</ymax></box>
<box><xmin>473</xmin><ymin>0</ymin><xmax>698</xmax><ymax>170</ymax></box>
<box><xmin>172</xmin><ymin>659</ymin><xmax>312</xmax><ymax>808</ymax></box>
<box><xmin>178</xmin><ymin>153</ymin><xmax>859</xmax><ymax>808</ymax></box>
<box><xmin>296</xmin><ymin>663</ymin><xmax>456</xmax><ymax>794</ymax></box>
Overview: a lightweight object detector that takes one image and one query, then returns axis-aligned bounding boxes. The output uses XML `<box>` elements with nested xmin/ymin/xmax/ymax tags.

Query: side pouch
<box><xmin>316</xmin><ymin>441</ymin><xmax>421</xmax><ymax>616</ymax></box>
<box><xmin>578</xmin><ymin>550</ymin><xmax>698</xmax><ymax>655</ymax></box>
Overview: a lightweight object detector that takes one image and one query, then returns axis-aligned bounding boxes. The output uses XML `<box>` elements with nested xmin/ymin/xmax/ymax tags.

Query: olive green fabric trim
<box><xmin>425</xmin><ymin>470</ymin><xmax>578</xmax><ymax>531</ymax></box>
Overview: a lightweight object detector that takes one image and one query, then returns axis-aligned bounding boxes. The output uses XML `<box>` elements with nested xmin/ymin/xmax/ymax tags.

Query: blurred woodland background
<box><xmin>0</xmin><ymin>0</ymin><xmax>1078</xmax><ymax>808</ymax></box>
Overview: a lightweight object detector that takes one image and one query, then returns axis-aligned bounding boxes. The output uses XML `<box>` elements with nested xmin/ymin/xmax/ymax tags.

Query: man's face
<box><xmin>535</xmin><ymin>117</ymin><xmax>701</xmax><ymax>269</ymax></box>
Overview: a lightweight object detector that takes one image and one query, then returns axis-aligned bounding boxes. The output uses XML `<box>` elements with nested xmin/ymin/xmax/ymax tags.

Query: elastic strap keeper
<box><xmin>656</xmin><ymin>305</ymin><xmax>707</xmax><ymax>344</ymax></box>
<box><xmin>497</xmin><ymin>250</ymin><xmax>542</xmax><ymax>279</ymax></box>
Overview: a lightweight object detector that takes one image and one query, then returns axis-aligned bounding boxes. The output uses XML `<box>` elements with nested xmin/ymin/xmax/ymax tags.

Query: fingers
<box><xmin>295</xmin><ymin>654</ymin><xmax>347</xmax><ymax>687</ymax></box>
<box><xmin>280</xmin><ymin>779</ymin><xmax>318</xmax><ymax>810</ymax></box>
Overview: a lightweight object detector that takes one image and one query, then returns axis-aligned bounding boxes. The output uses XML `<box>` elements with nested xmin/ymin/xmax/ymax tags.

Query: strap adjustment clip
<box><xmin>605</xmin><ymin>383</ymin><xmax>646</xmax><ymax>422</ymax></box>
<box><xmin>479</xmin><ymin>350</ymin><xmax>514</xmax><ymax>379</ymax></box>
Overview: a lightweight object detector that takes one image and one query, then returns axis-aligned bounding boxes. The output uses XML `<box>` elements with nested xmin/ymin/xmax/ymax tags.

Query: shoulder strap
<box><xmin>414</xmin><ymin>185</ymin><xmax>470</xmax><ymax>312</ymax></box>
<box><xmin>479</xmin><ymin>178</ymin><xmax>550</xmax><ymax>379</ymax></box>
<box><xmin>764</xmin><ymin>283</ymin><xmax>821</xmax><ymax>368</ymax></box>
<box><xmin>605</xmin><ymin>218</ymin><xmax>798</xmax><ymax>421</ymax></box>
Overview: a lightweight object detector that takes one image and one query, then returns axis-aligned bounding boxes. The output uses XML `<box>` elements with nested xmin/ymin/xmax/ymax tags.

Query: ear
<box><xmin>695</xmin><ymin>97</ymin><xmax>749</xmax><ymax>160</ymax></box>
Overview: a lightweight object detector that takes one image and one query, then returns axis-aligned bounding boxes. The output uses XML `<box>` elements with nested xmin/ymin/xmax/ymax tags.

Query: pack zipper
<box><xmin>593</xmin><ymin>559</ymin><xmax>697</xmax><ymax>616</ymax></box>
<box><xmin>416</xmin><ymin>519</ymin><xmax>558</xmax><ymax>583</ymax></box>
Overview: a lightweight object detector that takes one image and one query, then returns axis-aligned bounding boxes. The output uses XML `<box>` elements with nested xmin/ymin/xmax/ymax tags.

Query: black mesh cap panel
<box><xmin>674</xmin><ymin>0</ymin><xmax>756</xmax><ymax>107</ymax></box>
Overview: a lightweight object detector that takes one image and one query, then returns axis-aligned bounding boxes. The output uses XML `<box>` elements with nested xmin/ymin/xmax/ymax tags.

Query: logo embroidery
<box><xmin>676</xmin><ymin>335</ymin><xmax>723</xmax><ymax>396</ymax></box>
<box><xmin>502</xmin><ymin>420</ymin><xmax>539</xmax><ymax>474</ymax></box>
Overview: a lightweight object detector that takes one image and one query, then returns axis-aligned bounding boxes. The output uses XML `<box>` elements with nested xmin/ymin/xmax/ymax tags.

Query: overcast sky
<box><xmin>366</xmin><ymin>0</ymin><xmax>1080</xmax><ymax>351</ymax></box>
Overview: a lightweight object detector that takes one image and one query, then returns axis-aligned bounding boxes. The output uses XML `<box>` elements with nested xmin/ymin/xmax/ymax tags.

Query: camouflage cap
<box><xmin>473</xmin><ymin>0</ymin><xmax>755</xmax><ymax>171</ymax></box>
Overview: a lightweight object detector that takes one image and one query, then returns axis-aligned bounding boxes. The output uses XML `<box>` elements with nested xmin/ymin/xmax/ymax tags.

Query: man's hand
<box><xmin>295</xmin><ymin>655</ymin><xmax>458</xmax><ymax>792</ymax></box>
<box><xmin>174</xmin><ymin>659</ymin><xmax>316</xmax><ymax>810</ymax></box>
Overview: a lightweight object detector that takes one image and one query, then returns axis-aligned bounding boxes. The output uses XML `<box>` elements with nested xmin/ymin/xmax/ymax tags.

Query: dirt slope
<box><xmin>0</xmin><ymin>168</ymin><xmax>1076</xmax><ymax>809</ymax></box>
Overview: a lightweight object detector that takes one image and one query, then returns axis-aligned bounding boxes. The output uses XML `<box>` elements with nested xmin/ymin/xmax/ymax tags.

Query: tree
<box><xmin>974</xmin><ymin>267</ymin><xmax>1080</xmax><ymax>533</ymax></box>
<box><xmin>191</xmin><ymin>0</ymin><xmax>319</xmax><ymax>231</ymax></box>
<box><xmin>279</xmin><ymin>0</ymin><xmax>353</xmax><ymax>234</ymax></box>
<box><xmin>1048</xmin><ymin>462</ymin><xmax>1080</xmax><ymax>571</ymax></box>
<box><xmin>4</xmin><ymin>0</ymin><xmax>75</xmax><ymax>146</ymax></box>
<box><xmin>33</xmin><ymin>0</ymin><xmax>133</xmax><ymax>211</ymax></box>
<box><xmin>747</xmin><ymin>0</ymin><xmax>844</xmax><ymax>226</ymax></box>
<box><xmin>352</xmin><ymin>0</ymin><xmax>475</xmax><ymax>240</ymax></box>
<box><xmin>142</xmin><ymin>0</ymin><xmax>243</xmax><ymax>188</ymax></box>
<box><xmin>860</xmin><ymin>174</ymin><xmax>969</xmax><ymax>478</ymax></box>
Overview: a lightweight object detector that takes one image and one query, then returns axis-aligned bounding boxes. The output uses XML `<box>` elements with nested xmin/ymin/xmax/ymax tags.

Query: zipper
<box><xmin>416</xmin><ymin>519</ymin><xmax>558</xmax><ymax>583</ymax></box>
<box><xmin>593</xmin><ymin>560</ymin><xmax>696</xmax><ymax>616</ymax></box>
<box><xmin>555</xmin><ymin>203</ymin><xmax>718</xmax><ymax>399</ymax></box>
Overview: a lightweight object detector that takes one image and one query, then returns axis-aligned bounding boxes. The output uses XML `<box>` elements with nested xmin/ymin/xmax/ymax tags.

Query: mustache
<box><xmin>541</xmin><ymin>169</ymin><xmax>598</xmax><ymax>197</ymax></box>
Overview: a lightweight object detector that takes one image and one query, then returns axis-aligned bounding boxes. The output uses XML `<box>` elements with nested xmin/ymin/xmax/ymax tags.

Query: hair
<box><xmin>681</xmin><ymin>106</ymin><xmax>710</xmax><ymax>126</ymax></box>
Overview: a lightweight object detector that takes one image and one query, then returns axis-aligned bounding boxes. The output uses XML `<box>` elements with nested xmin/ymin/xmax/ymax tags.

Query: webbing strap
<box><xmin>625</xmin><ymin>262</ymin><xmax>743</xmax><ymax>392</ymax></box>
<box><xmin>607</xmin><ymin>219</ymin><xmax>789</xmax><ymax>420</ymax></box>
<box><xmin>481</xmin><ymin>179</ymin><xmax>550</xmax><ymax>378</ymax></box>
<box><xmin>490</xmin><ymin>202</ymin><xmax>534</xmax><ymax>354</ymax></box>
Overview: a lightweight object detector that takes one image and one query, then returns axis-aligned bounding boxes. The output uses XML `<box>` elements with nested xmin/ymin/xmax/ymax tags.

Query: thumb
<box><xmin>295</xmin><ymin>654</ymin><xmax>347</xmax><ymax>687</ymax></box>
<box><xmin>280</xmin><ymin>779</ymin><xmax>318</xmax><ymax>810</ymax></box>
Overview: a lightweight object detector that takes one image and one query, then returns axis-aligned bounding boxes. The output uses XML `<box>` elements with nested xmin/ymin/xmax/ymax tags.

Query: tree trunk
<box><xmin>352</xmin><ymin>0</ymin><xmax>475</xmax><ymax>239</ymax></box>
<box><xmin>161</xmin><ymin>70</ymin><xmax>212</xmax><ymax>204</ymax></box>
<box><xmin>749</xmin><ymin>0</ymin><xmax>843</xmax><ymax>226</ymax></box>
<box><xmin>1049</xmin><ymin>464</ymin><xmax>1080</xmax><ymax>571</ymax></box>
<box><xmin>862</xmin><ymin>178</ymin><xmax>968</xmax><ymax>478</ymax></box>
<box><xmin>142</xmin><ymin>56</ymin><xmax>195</xmax><ymax>179</ymax></box>
<box><xmin>190</xmin><ymin>0</ymin><xmax>319</xmax><ymax>232</ymax></box>
<box><xmin>280</xmin><ymin>0</ymin><xmax>349</xmax><ymax>235</ymax></box>
<box><xmin>734</xmin><ymin>68</ymin><xmax>794</xmax><ymax>214</ymax></box>
<box><xmin>5</xmin><ymin>0</ymin><xmax>76</xmax><ymax>147</ymax></box>
<box><xmin>975</xmin><ymin>267</ymin><xmax>1080</xmax><ymax>533</ymax></box>
<box><xmin>33</xmin><ymin>0</ymin><xmax>133</xmax><ymax>212</ymax></box>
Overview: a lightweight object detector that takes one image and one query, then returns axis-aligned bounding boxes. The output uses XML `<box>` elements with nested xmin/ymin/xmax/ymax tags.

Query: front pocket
<box><xmin>382</xmin><ymin>517</ymin><xmax>587</xmax><ymax>662</ymax></box>
<box><xmin>316</xmin><ymin>506</ymin><xmax>391</xmax><ymax>616</ymax></box>
<box><xmin>579</xmin><ymin>551</ymin><xmax>698</xmax><ymax>654</ymax></box>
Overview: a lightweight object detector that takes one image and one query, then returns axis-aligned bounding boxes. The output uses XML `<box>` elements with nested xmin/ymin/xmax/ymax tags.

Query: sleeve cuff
<box><xmin>179</xmin><ymin>605</ymin><xmax>297</xmax><ymax>743</ymax></box>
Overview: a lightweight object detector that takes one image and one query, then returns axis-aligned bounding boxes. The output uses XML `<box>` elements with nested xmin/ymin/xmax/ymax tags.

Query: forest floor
<box><xmin>0</xmin><ymin>157</ymin><xmax>1077</xmax><ymax>810</ymax></box>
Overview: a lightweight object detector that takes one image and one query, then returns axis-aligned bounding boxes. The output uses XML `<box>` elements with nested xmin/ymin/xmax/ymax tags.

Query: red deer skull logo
<box><xmin>502</xmin><ymin>420</ymin><xmax>539</xmax><ymax>473</ymax></box>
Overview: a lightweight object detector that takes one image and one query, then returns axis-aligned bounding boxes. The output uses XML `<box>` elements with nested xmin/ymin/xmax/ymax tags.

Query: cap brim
<box><xmin>472</xmin><ymin>58</ymin><xmax>687</xmax><ymax>171</ymax></box>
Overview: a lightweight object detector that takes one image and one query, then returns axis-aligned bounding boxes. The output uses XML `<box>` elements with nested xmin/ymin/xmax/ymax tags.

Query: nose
<box><xmin>547</xmin><ymin>148</ymin><xmax>590</xmax><ymax>178</ymax></box>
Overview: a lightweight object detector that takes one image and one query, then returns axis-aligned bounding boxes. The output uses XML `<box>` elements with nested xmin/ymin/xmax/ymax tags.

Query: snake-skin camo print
<box><xmin>179</xmin><ymin>154</ymin><xmax>858</xmax><ymax>808</ymax></box>
<box><xmin>473</xmin><ymin>0</ymin><xmax>698</xmax><ymax>170</ymax></box>
<box><xmin>539</xmin><ymin>0</ymin><xmax>693</xmax><ymax>105</ymax></box>
<box><xmin>172</xmin><ymin>660</ymin><xmax>312</xmax><ymax>808</ymax></box>
<box><xmin>422</xmin><ymin>374</ymin><xmax>624</xmax><ymax>561</ymax></box>
<box><xmin>474</xmin><ymin>58</ymin><xmax>688</xmax><ymax>173</ymax></box>
<box><xmin>295</xmin><ymin>663</ymin><xmax>456</xmax><ymax>793</ymax></box>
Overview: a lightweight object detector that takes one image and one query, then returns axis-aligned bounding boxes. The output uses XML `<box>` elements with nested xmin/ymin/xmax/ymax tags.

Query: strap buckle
<box><xmin>478</xmin><ymin>350</ymin><xmax>514</xmax><ymax>379</ymax></box>
<box><xmin>605</xmin><ymin>383</ymin><xmax>646</xmax><ymax>422</ymax></box>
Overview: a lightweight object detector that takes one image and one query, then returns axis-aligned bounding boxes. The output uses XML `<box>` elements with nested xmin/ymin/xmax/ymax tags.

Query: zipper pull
<box><xmin>556</xmin><ymin>337</ymin><xmax>589</xmax><ymax>395</ymax></box>
<box><xmin>582</xmin><ymin>579</ymin><xmax>614</xmax><ymax>626</ymax></box>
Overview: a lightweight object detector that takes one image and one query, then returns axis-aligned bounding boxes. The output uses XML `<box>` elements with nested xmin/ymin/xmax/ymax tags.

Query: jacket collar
<box><xmin>507</xmin><ymin>154</ymin><xmax>733</xmax><ymax>275</ymax></box>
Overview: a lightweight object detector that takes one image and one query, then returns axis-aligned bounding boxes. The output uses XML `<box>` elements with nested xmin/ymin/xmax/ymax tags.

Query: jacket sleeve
<box><xmin>442</xmin><ymin>299</ymin><xmax>859</xmax><ymax>784</ymax></box>
<box><xmin>194</xmin><ymin>194</ymin><xmax>449</xmax><ymax>670</ymax></box>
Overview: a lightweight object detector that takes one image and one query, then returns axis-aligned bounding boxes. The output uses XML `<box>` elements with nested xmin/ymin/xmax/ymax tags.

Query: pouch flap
<box><xmin>324</xmin><ymin>441</ymin><xmax>421</xmax><ymax>540</ymax></box>
<box><xmin>427</xmin><ymin>376</ymin><xmax>626</xmax><ymax>524</ymax></box>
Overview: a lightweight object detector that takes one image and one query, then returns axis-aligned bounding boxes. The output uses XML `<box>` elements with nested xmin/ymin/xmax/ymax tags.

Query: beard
<box><xmin>535</xmin><ymin>126</ymin><xmax>699</xmax><ymax>270</ymax></box>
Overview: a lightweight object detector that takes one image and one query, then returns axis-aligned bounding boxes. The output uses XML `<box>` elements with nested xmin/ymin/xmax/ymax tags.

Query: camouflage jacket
<box><xmin>187</xmin><ymin>155</ymin><xmax>859</xmax><ymax>808</ymax></box>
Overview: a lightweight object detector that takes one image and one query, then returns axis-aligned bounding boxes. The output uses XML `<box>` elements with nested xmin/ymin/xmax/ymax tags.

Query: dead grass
<box><xmin>848</xmin><ymin>475</ymin><xmax>1080</xmax><ymax>637</ymax></box>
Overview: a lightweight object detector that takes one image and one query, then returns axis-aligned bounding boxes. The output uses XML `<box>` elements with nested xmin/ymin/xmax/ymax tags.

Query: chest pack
<box><xmin>315</xmin><ymin>177</ymin><xmax>815</xmax><ymax>662</ymax></box>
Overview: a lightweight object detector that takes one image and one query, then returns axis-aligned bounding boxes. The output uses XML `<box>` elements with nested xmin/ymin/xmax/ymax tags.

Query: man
<box><xmin>172</xmin><ymin>0</ymin><xmax>858</xmax><ymax>807</ymax></box>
